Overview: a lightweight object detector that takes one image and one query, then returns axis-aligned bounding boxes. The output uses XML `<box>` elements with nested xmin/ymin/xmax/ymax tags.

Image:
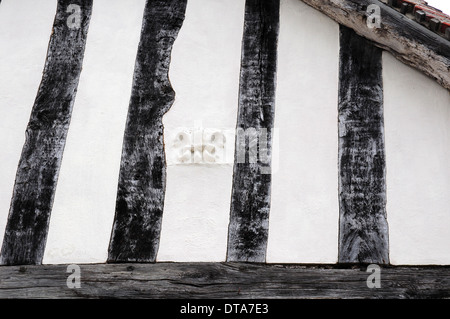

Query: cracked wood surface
<box><xmin>0</xmin><ymin>0</ymin><xmax>93</xmax><ymax>266</ymax></box>
<box><xmin>299</xmin><ymin>0</ymin><xmax>450</xmax><ymax>91</ymax></box>
<box><xmin>227</xmin><ymin>0</ymin><xmax>280</xmax><ymax>263</ymax></box>
<box><xmin>107</xmin><ymin>0</ymin><xmax>187</xmax><ymax>263</ymax></box>
<box><xmin>338</xmin><ymin>26</ymin><xmax>389</xmax><ymax>264</ymax></box>
<box><xmin>0</xmin><ymin>262</ymin><xmax>450</xmax><ymax>299</ymax></box>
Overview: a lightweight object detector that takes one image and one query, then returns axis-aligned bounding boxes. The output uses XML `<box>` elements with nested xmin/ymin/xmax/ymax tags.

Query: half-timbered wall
<box><xmin>158</xmin><ymin>0</ymin><xmax>244</xmax><ymax>262</ymax></box>
<box><xmin>44</xmin><ymin>0</ymin><xmax>146</xmax><ymax>264</ymax></box>
<box><xmin>0</xmin><ymin>0</ymin><xmax>449</xmax><ymax>266</ymax></box>
<box><xmin>0</xmin><ymin>1</ymin><xmax>57</xmax><ymax>258</ymax></box>
<box><xmin>384</xmin><ymin>52</ymin><xmax>450</xmax><ymax>265</ymax></box>
<box><xmin>266</xmin><ymin>0</ymin><xmax>339</xmax><ymax>264</ymax></box>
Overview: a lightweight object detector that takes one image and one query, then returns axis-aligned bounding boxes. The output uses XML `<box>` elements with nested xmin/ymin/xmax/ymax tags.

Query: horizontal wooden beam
<box><xmin>0</xmin><ymin>262</ymin><xmax>449</xmax><ymax>299</ymax></box>
<box><xmin>299</xmin><ymin>0</ymin><xmax>450</xmax><ymax>91</ymax></box>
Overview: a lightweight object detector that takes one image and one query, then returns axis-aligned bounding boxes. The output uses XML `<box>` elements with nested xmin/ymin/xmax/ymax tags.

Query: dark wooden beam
<box><xmin>1</xmin><ymin>262</ymin><xmax>449</xmax><ymax>299</ymax></box>
<box><xmin>338</xmin><ymin>26</ymin><xmax>389</xmax><ymax>264</ymax></box>
<box><xmin>227</xmin><ymin>0</ymin><xmax>280</xmax><ymax>263</ymax></box>
<box><xmin>298</xmin><ymin>0</ymin><xmax>450</xmax><ymax>91</ymax></box>
<box><xmin>107</xmin><ymin>0</ymin><xmax>187</xmax><ymax>263</ymax></box>
<box><xmin>0</xmin><ymin>0</ymin><xmax>93</xmax><ymax>266</ymax></box>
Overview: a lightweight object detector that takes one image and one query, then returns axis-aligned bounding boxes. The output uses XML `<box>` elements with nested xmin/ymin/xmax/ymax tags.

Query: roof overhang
<box><xmin>300</xmin><ymin>0</ymin><xmax>450</xmax><ymax>91</ymax></box>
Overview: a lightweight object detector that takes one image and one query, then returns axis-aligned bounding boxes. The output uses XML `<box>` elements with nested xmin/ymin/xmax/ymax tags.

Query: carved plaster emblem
<box><xmin>171</xmin><ymin>128</ymin><xmax>227</xmax><ymax>164</ymax></box>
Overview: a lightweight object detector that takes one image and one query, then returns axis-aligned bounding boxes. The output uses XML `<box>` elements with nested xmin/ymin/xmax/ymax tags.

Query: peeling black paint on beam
<box><xmin>338</xmin><ymin>26</ymin><xmax>389</xmax><ymax>264</ymax></box>
<box><xmin>0</xmin><ymin>0</ymin><xmax>93</xmax><ymax>266</ymax></box>
<box><xmin>107</xmin><ymin>0</ymin><xmax>187</xmax><ymax>263</ymax></box>
<box><xmin>227</xmin><ymin>0</ymin><xmax>280</xmax><ymax>262</ymax></box>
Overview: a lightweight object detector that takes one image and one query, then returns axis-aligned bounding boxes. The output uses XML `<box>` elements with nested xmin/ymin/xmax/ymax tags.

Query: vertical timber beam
<box><xmin>107</xmin><ymin>0</ymin><xmax>187</xmax><ymax>263</ymax></box>
<box><xmin>0</xmin><ymin>0</ymin><xmax>93</xmax><ymax>265</ymax></box>
<box><xmin>227</xmin><ymin>0</ymin><xmax>280</xmax><ymax>262</ymax></box>
<box><xmin>338</xmin><ymin>25</ymin><xmax>389</xmax><ymax>264</ymax></box>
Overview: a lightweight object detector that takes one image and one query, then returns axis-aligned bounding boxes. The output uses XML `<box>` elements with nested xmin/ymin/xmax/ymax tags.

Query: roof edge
<box><xmin>299</xmin><ymin>0</ymin><xmax>450</xmax><ymax>91</ymax></box>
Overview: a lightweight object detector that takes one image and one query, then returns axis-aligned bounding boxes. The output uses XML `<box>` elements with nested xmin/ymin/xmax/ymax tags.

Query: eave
<box><xmin>299</xmin><ymin>0</ymin><xmax>450</xmax><ymax>91</ymax></box>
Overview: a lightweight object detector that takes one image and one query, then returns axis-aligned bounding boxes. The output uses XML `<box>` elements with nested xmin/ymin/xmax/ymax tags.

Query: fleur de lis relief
<box><xmin>172</xmin><ymin>129</ymin><xmax>226</xmax><ymax>164</ymax></box>
<box><xmin>203</xmin><ymin>131</ymin><xmax>226</xmax><ymax>163</ymax></box>
<box><xmin>173</xmin><ymin>131</ymin><xmax>193</xmax><ymax>163</ymax></box>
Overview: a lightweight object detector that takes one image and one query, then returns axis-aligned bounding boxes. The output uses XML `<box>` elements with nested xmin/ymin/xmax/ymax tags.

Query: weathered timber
<box><xmin>227</xmin><ymin>0</ymin><xmax>280</xmax><ymax>263</ymax></box>
<box><xmin>338</xmin><ymin>26</ymin><xmax>389</xmax><ymax>264</ymax></box>
<box><xmin>298</xmin><ymin>0</ymin><xmax>450</xmax><ymax>91</ymax></box>
<box><xmin>0</xmin><ymin>0</ymin><xmax>93</xmax><ymax>266</ymax></box>
<box><xmin>0</xmin><ymin>262</ymin><xmax>450</xmax><ymax>299</ymax></box>
<box><xmin>107</xmin><ymin>0</ymin><xmax>187</xmax><ymax>263</ymax></box>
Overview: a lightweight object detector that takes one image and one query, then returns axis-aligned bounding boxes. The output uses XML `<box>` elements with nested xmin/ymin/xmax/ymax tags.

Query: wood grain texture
<box><xmin>107</xmin><ymin>0</ymin><xmax>187</xmax><ymax>263</ymax></box>
<box><xmin>1</xmin><ymin>262</ymin><xmax>449</xmax><ymax>299</ymax></box>
<box><xmin>227</xmin><ymin>0</ymin><xmax>280</xmax><ymax>263</ymax></box>
<box><xmin>338</xmin><ymin>26</ymin><xmax>389</xmax><ymax>264</ymax></box>
<box><xmin>298</xmin><ymin>0</ymin><xmax>450</xmax><ymax>91</ymax></box>
<box><xmin>0</xmin><ymin>0</ymin><xmax>93</xmax><ymax>266</ymax></box>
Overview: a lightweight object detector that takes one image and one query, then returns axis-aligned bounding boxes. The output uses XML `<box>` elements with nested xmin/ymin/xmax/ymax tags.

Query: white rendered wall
<box><xmin>0</xmin><ymin>0</ymin><xmax>57</xmax><ymax>252</ymax></box>
<box><xmin>157</xmin><ymin>0</ymin><xmax>245</xmax><ymax>262</ymax></box>
<box><xmin>43</xmin><ymin>0</ymin><xmax>146</xmax><ymax>264</ymax></box>
<box><xmin>383</xmin><ymin>52</ymin><xmax>450</xmax><ymax>265</ymax></box>
<box><xmin>266</xmin><ymin>0</ymin><xmax>340</xmax><ymax>264</ymax></box>
<box><xmin>2</xmin><ymin>1</ymin><xmax>450</xmax><ymax>265</ymax></box>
